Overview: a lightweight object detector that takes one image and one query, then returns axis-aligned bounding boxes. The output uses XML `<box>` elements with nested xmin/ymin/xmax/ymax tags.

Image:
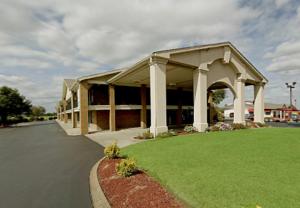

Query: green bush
<box><xmin>209</xmin><ymin>125</ymin><xmax>220</xmax><ymax>132</ymax></box>
<box><xmin>255</xmin><ymin>122</ymin><xmax>267</xmax><ymax>128</ymax></box>
<box><xmin>104</xmin><ymin>142</ymin><xmax>120</xmax><ymax>159</ymax></box>
<box><xmin>134</xmin><ymin>130</ymin><xmax>153</xmax><ymax>140</ymax></box>
<box><xmin>183</xmin><ymin>125</ymin><xmax>196</xmax><ymax>133</ymax></box>
<box><xmin>157</xmin><ymin>131</ymin><xmax>176</xmax><ymax>138</ymax></box>
<box><xmin>232</xmin><ymin>123</ymin><xmax>247</xmax><ymax>130</ymax></box>
<box><xmin>116</xmin><ymin>158</ymin><xmax>138</xmax><ymax>177</ymax></box>
<box><xmin>142</xmin><ymin>130</ymin><xmax>153</xmax><ymax>139</ymax></box>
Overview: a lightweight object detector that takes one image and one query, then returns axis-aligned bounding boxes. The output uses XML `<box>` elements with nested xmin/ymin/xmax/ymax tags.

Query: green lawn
<box><xmin>123</xmin><ymin>128</ymin><xmax>300</xmax><ymax>208</ymax></box>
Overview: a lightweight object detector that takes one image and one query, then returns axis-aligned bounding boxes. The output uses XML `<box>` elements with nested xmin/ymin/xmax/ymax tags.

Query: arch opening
<box><xmin>207</xmin><ymin>81</ymin><xmax>236</xmax><ymax>125</ymax></box>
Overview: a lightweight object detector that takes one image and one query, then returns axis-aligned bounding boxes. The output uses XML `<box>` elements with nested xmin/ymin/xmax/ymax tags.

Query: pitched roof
<box><xmin>154</xmin><ymin>41</ymin><xmax>268</xmax><ymax>82</ymax></box>
<box><xmin>78</xmin><ymin>68</ymin><xmax>126</xmax><ymax>82</ymax></box>
<box><xmin>264</xmin><ymin>103</ymin><xmax>285</xmax><ymax>109</ymax></box>
<box><xmin>64</xmin><ymin>79</ymin><xmax>77</xmax><ymax>89</ymax></box>
<box><xmin>108</xmin><ymin>42</ymin><xmax>268</xmax><ymax>84</ymax></box>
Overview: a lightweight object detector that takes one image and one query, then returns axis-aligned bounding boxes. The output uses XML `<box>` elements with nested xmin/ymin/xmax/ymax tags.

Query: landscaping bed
<box><xmin>98</xmin><ymin>158</ymin><xmax>184</xmax><ymax>208</ymax></box>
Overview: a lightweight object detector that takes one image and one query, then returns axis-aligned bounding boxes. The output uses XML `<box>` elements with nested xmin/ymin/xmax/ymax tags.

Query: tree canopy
<box><xmin>31</xmin><ymin>105</ymin><xmax>46</xmax><ymax>118</ymax></box>
<box><xmin>212</xmin><ymin>89</ymin><xmax>226</xmax><ymax>105</ymax></box>
<box><xmin>0</xmin><ymin>86</ymin><xmax>32</xmax><ymax>125</ymax></box>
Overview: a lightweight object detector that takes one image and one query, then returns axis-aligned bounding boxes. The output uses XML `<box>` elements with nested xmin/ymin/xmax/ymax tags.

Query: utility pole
<box><xmin>286</xmin><ymin>82</ymin><xmax>296</xmax><ymax>107</ymax></box>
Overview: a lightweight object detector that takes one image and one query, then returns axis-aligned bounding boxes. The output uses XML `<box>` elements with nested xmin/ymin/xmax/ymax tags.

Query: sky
<box><xmin>0</xmin><ymin>0</ymin><xmax>300</xmax><ymax>112</ymax></box>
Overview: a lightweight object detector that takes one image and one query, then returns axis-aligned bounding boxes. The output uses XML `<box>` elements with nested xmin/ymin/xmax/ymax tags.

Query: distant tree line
<box><xmin>0</xmin><ymin>86</ymin><xmax>56</xmax><ymax>126</ymax></box>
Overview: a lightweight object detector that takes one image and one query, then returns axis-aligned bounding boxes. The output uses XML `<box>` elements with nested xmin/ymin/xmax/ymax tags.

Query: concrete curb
<box><xmin>89</xmin><ymin>157</ymin><xmax>111</xmax><ymax>208</ymax></box>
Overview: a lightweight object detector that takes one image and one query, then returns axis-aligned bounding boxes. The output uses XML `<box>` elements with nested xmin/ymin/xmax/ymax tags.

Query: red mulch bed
<box><xmin>98</xmin><ymin>158</ymin><xmax>184</xmax><ymax>208</ymax></box>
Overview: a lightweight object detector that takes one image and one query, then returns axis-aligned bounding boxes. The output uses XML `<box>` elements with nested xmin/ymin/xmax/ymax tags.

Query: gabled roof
<box><xmin>108</xmin><ymin>42</ymin><xmax>268</xmax><ymax>84</ymax></box>
<box><xmin>78</xmin><ymin>68</ymin><xmax>126</xmax><ymax>82</ymax></box>
<box><xmin>64</xmin><ymin>79</ymin><xmax>77</xmax><ymax>89</ymax></box>
<box><xmin>264</xmin><ymin>103</ymin><xmax>285</xmax><ymax>109</ymax></box>
<box><xmin>154</xmin><ymin>41</ymin><xmax>268</xmax><ymax>83</ymax></box>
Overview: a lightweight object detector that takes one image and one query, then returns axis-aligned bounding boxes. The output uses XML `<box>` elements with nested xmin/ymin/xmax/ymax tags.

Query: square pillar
<box><xmin>74</xmin><ymin>112</ymin><xmax>77</xmax><ymax>128</ymax></box>
<box><xmin>80</xmin><ymin>82</ymin><xmax>89</xmax><ymax>135</ymax></box>
<box><xmin>193</xmin><ymin>68</ymin><xmax>208</xmax><ymax>132</ymax></box>
<box><xmin>234</xmin><ymin>78</ymin><xmax>246</xmax><ymax>124</ymax></box>
<box><xmin>208</xmin><ymin>91</ymin><xmax>214</xmax><ymax>124</ymax></box>
<box><xmin>149</xmin><ymin>57</ymin><xmax>168</xmax><ymax>136</ymax></box>
<box><xmin>57</xmin><ymin>107</ymin><xmax>60</xmax><ymax>120</ymax></box>
<box><xmin>60</xmin><ymin>106</ymin><xmax>63</xmax><ymax>121</ymax></box>
<box><xmin>63</xmin><ymin>100</ymin><xmax>67</xmax><ymax>123</ymax></box>
<box><xmin>140</xmin><ymin>84</ymin><xmax>147</xmax><ymax>128</ymax></box>
<box><xmin>176</xmin><ymin>88</ymin><xmax>183</xmax><ymax>126</ymax></box>
<box><xmin>71</xmin><ymin>92</ymin><xmax>76</xmax><ymax>128</ymax></box>
<box><xmin>92</xmin><ymin>110</ymin><xmax>99</xmax><ymax>130</ymax></box>
<box><xmin>254</xmin><ymin>83</ymin><xmax>265</xmax><ymax>123</ymax></box>
<box><xmin>109</xmin><ymin>85</ymin><xmax>116</xmax><ymax>131</ymax></box>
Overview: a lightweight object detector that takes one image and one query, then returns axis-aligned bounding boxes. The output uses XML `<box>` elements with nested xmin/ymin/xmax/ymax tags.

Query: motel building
<box><xmin>224</xmin><ymin>102</ymin><xmax>300</xmax><ymax>122</ymax></box>
<box><xmin>56</xmin><ymin>42</ymin><xmax>267</xmax><ymax>136</ymax></box>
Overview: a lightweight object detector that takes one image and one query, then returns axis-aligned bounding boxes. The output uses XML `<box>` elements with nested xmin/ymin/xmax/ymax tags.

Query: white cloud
<box><xmin>0</xmin><ymin>0</ymin><xmax>300</xmax><ymax>110</ymax></box>
<box><xmin>275</xmin><ymin>0</ymin><xmax>290</xmax><ymax>7</ymax></box>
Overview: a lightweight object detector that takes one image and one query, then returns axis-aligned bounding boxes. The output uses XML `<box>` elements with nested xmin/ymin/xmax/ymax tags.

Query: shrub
<box><xmin>232</xmin><ymin>123</ymin><xmax>247</xmax><ymax>130</ymax></box>
<box><xmin>255</xmin><ymin>122</ymin><xmax>267</xmax><ymax>128</ymax></box>
<box><xmin>134</xmin><ymin>130</ymin><xmax>153</xmax><ymax>140</ymax></box>
<box><xmin>209</xmin><ymin>122</ymin><xmax>233</xmax><ymax>132</ymax></box>
<box><xmin>142</xmin><ymin>130</ymin><xmax>153</xmax><ymax>139</ymax></box>
<box><xmin>184</xmin><ymin>125</ymin><xmax>196</xmax><ymax>133</ymax></box>
<box><xmin>116</xmin><ymin>158</ymin><xmax>138</xmax><ymax>177</ymax></box>
<box><xmin>104</xmin><ymin>142</ymin><xmax>120</xmax><ymax>159</ymax></box>
<box><xmin>157</xmin><ymin>132</ymin><xmax>172</xmax><ymax>138</ymax></box>
<box><xmin>209</xmin><ymin>125</ymin><xmax>220</xmax><ymax>132</ymax></box>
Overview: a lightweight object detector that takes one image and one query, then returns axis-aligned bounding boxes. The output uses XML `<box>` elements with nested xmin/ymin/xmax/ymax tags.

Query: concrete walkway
<box><xmin>57</xmin><ymin>120</ymin><xmax>146</xmax><ymax>148</ymax></box>
<box><xmin>86</xmin><ymin>128</ymin><xmax>146</xmax><ymax>148</ymax></box>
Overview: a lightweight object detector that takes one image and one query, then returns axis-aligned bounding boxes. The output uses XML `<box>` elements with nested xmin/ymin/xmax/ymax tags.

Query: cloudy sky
<box><xmin>0</xmin><ymin>0</ymin><xmax>300</xmax><ymax>112</ymax></box>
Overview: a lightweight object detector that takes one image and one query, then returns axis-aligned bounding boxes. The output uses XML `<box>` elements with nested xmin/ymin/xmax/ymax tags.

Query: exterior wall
<box><xmin>66</xmin><ymin>88</ymin><xmax>72</xmax><ymax>100</ymax></box>
<box><xmin>116</xmin><ymin>110</ymin><xmax>140</xmax><ymax>129</ymax></box>
<box><xmin>96</xmin><ymin>110</ymin><xmax>109</xmax><ymax>130</ymax></box>
<box><xmin>89</xmin><ymin>85</ymin><xmax>109</xmax><ymax>105</ymax></box>
<box><xmin>207</xmin><ymin>60</ymin><xmax>236</xmax><ymax>94</ymax></box>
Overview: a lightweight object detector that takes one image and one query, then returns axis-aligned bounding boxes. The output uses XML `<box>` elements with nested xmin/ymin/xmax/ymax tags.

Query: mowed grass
<box><xmin>123</xmin><ymin>128</ymin><xmax>300</xmax><ymax>208</ymax></box>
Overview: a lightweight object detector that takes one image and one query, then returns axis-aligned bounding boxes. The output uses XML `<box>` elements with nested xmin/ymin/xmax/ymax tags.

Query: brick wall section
<box><xmin>97</xmin><ymin>111</ymin><xmax>109</xmax><ymax>130</ymax></box>
<box><xmin>116</xmin><ymin>110</ymin><xmax>140</xmax><ymax>129</ymax></box>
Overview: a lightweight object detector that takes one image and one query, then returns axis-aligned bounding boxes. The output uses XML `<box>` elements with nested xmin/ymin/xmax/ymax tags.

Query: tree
<box><xmin>0</xmin><ymin>86</ymin><xmax>32</xmax><ymax>125</ymax></box>
<box><xmin>212</xmin><ymin>89</ymin><xmax>226</xmax><ymax>105</ymax></box>
<box><xmin>31</xmin><ymin>105</ymin><xmax>46</xmax><ymax>118</ymax></box>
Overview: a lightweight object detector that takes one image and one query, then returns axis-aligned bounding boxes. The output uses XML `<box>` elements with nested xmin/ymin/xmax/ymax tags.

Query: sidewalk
<box><xmin>56</xmin><ymin>120</ymin><xmax>146</xmax><ymax>148</ymax></box>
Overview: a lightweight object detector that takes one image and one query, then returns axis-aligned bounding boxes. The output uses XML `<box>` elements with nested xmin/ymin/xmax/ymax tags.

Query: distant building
<box><xmin>224</xmin><ymin>102</ymin><xmax>300</xmax><ymax>122</ymax></box>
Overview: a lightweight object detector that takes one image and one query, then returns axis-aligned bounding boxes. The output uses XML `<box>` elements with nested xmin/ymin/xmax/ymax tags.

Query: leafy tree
<box><xmin>0</xmin><ymin>86</ymin><xmax>32</xmax><ymax>125</ymax></box>
<box><xmin>31</xmin><ymin>105</ymin><xmax>46</xmax><ymax>118</ymax></box>
<box><xmin>212</xmin><ymin>89</ymin><xmax>226</xmax><ymax>105</ymax></box>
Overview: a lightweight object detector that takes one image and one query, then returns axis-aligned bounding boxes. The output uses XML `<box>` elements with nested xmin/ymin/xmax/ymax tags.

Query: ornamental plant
<box><xmin>184</xmin><ymin>125</ymin><xmax>197</xmax><ymax>133</ymax></box>
<box><xmin>116</xmin><ymin>158</ymin><xmax>138</xmax><ymax>177</ymax></box>
<box><xmin>231</xmin><ymin>123</ymin><xmax>247</xmax><ymax>130</ymax></box>
<box><xmin>104</xmin><ymin>141</ymin><xmax>120</xmax><ymax>159</ymax></box>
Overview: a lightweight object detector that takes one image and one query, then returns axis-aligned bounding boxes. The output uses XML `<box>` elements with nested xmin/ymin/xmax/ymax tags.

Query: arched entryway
<box><xmin>207</xmin><ymin>81</ymin><xmax>236</xmax><ymax>125</ymax></box>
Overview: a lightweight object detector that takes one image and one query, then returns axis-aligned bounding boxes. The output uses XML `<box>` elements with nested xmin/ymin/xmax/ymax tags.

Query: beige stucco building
<box><xmin>57</xmin><ymin>42</ymin><xmax>267</xmax><ymax>136</ymax></box>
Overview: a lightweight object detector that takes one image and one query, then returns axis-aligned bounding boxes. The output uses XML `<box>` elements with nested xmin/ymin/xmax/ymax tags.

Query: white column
<box><xmin>193</xmin><ymin>68</ymin><xmax>208</xmax><ymax>132</ymax></box>
<box><xmin>149</xmin><ymin>57</ymin><xmax>168</xmax><ymax>136</ymax></box>
<box><xmin>254</xmin><ymin>83</ymin><xmax>265</xmax><ymax>123</ymax></box>
<box><xmin>234</xmin><ymin>78</ymin><xmax>245</xmax><ymax>124</ymax></box>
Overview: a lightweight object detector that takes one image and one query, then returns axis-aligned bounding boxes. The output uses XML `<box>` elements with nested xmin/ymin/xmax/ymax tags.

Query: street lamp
<box><xmin>285</xmin><ymin>82</ymin><xmax>297</xmax><ymax>107</ymax></box>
